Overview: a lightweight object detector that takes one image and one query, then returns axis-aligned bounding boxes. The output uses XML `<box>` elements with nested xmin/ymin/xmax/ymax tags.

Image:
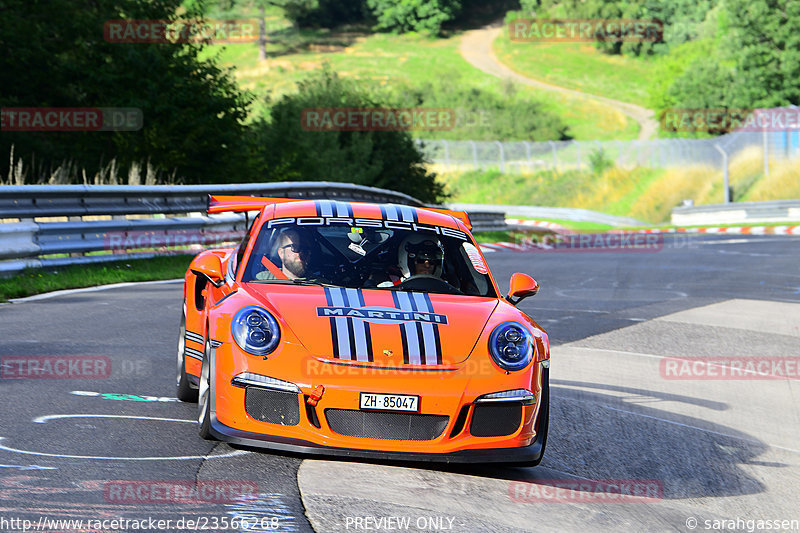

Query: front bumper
<box><xmin>210</xmin><ymin>368</ymin><xmax>550</xmax><ymax>464</ymax></box>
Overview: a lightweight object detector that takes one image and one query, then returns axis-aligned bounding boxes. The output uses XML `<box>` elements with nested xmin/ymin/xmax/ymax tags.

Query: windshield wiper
<box><xmin>291</xmin><ymin>278</ymin><xmax>339</xmax><ymax>288</ymax></box>
<box><xmin>247</xmin><ymin>278</ymin><xmax>338</xmax><ymax>287</ymax></box>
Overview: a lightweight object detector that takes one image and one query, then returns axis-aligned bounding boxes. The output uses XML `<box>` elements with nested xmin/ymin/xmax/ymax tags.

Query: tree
<box><xmin>187</xmin><ymin>0</ymin><xmax>317</xmax><ymax>59</ymax></box>
<box><xmin>248</xmin><ymin>67</ymin><xmax>446</xmax><ymax>203</ymax></box>
<box><xmin>190</xmin><ymin>0</ymin><xmax>366</xmax><ymax>34</ymax></box>
<box><xmin>649</xmin><ymin>0</ymin><xmax>799</xmax><ymax>134</ymax></box>
<box><xmin>721</xmin><ymin>0</ymin><xmax>800</xmax><ymax>107</ymax></box>
<box><xmin>530</xmin><ymin>0</ymin><xmax>721</xmax><ymax>57</ymax></box>
<box><xmin>366</xmin><ymin>0</ymin><xmax>461</xmax><ymax>35</ymax></box>
<box><xmin>0</xmin><ymin>0</ymin><xmax>252</xmax><ymax>183</ymax></box>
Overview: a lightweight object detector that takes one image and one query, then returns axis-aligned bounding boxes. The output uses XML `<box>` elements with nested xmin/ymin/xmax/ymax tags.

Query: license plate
<box><xmin>360</xmin><ymin>393</ymin><xmax>419</xmax><ymax>412</ymax></box>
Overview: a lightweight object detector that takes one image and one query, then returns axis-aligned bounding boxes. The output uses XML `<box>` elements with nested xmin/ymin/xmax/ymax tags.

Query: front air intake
<box><xmin>470</xmin><ymin>403</ymin><xmax>522</xmax><ymax>437</ymax></box>
<box><xmin>325</xmin><ymin>409</ymin><xmax>448</xmax><ymax>441</ymax></box>
<box><xmin>244</xmin><ymin>387</ymin><xmax>300</xmax><ymax>426</ymax></box>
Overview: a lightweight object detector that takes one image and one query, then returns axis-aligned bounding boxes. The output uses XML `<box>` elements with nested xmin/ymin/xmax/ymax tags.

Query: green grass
<box><xmin>602</xmin><ymin>167</ymin><xmax>665</xmax><ymax>217</ymax></box>
<box><xmin>201</xmin><ymin>28</ymin><xmax>639</xmax><ymax>140</ymax></box>
<box><xmin>506</xmin><ymin>217</ymin><xmax>616</xmax><ymax>231</ymax></box>
<box><xmin>472</xmin><ymin>230</ymin><xmax>529</xmax><ymax>243</ymax></box>
<box><xmin>0</xmin><ymin>255</ymin><xmax>192</xmax><ymax>302</ymax></box>
<box><xmin>440</xmin><ymin>166</ymin><xmax>663</xmax><ymax>215</ymax></box>
<box><xmin>493</xmin><ymin>27</ymin><xmax>657</xmax><ymax>106</ymax></box>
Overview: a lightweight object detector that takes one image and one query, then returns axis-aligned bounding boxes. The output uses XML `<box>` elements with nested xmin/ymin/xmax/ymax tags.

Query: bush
<box><xmin>589</xmin><ymin>148</ymin><xmax>614</xmax><ymax>175</ymax></box>
<box><xmin>389</xmin><ymin>76</ymin><xmax>571</xmax><ymax>141</ymax></box>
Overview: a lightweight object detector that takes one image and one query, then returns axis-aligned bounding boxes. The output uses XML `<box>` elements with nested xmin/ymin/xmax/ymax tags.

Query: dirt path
<box><xmin>460</xmin><ymin>24</ymin><xmax>658</xmax><ymax>141</ymax></box>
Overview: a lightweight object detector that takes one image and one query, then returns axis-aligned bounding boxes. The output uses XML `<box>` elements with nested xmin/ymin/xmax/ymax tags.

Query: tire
<box><xmin>197</xmin><ymin>338</ymin><xmax>215</xmax><ymax>440</ymax></box>
<box><xmin>176</xmin><ymin>302</ymin><xmax>198</xmax><ymax>403</ymax></box>
<box><xmin>508</xmin><ymin>370</ymin><xmax>549</xmax><ymax>468</ymax></box>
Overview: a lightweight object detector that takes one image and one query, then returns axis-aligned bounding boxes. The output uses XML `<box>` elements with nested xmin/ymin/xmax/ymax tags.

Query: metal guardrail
<box><xmin>0</xmin><ymin>182</ymin><xmax>425</xmax><ymax>219</ymax></box>
<box><xmin>0</xmin><ymin>214</ymin><xmax>248</xmax><ymax>275</ymax></box>
<box><xmin>447</xmin><ymin>203</ymin><xmax>646</xmax><ymax>227</ymax></box>
<box><xmin>671</xmin><ymin>200</ymin><xmax>800</xmax><ymax>226</ymax></box>
<box><xmin>0</xmin><ymin>183</ymin><xmax>508</xmax><ymax>277</ymax></box>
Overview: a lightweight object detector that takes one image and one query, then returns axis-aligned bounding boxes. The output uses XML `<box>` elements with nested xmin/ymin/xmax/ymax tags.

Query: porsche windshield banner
<box><xmin>267</xmin><ymin>216</ymin><xmax>468</xmax><ymax>241</ymax></box>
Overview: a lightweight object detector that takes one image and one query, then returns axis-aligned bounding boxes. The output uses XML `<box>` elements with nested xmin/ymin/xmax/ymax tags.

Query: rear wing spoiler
<box><xmin>207</xmin><ymin>194</ymin><xmax>472</xmax><ymax>230</ymax></box>
<box><xmin>207</xmin><ymin>195</ymin><xmax>301</xmax><ymax>214</ymax></box>
<box><xmin>424</xmin><ymin>207</ymin><xmax>472</xmax><ymax>230</ymax></box>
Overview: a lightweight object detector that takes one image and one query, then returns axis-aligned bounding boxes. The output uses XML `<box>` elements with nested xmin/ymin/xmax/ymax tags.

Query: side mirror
<box><xmin>507</xmin><ymin>272</ymin><xmax>539</xmax><ymax>305</ymax></box>
<box><xmin>190</xmin><ymin>253</ymin><xmax>224</xmax><ymax>287</ymax></box>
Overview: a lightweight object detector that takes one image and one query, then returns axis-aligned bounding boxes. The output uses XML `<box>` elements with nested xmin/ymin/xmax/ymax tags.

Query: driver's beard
<box><xmin>285</xmin><ymin>257</ymin><xmax>306</xmax><ymax>278</ymax></box>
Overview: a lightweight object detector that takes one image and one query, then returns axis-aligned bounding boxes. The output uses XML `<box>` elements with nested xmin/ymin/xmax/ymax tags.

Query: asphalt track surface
<box><xmin>0</xmin><ymin>233</ymin><xmax>798</xmax><ymax>533</ymax></box>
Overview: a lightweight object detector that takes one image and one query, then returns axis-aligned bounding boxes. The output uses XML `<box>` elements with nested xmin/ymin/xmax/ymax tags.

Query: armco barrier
<box><xmin>448</xmin><ymin>203</ymin><xmax>645</xmax><ymax>227</ymax></box>
<box><xmin>0</xmin><ymin>183</ymin><xmax>508</xmax><ymax>277</ymax></box>
<box><xmin>0</xmin><ymin>222</ymin><xmax>40</xmax><ymax>260</ymax></box>
<box><xmin>0</xmin><ymin>182</ymin><xmax>425</xmax><ymax>219</ymax></box>
<box><xmin>671</xmin><ymin>199</ymin><xmax>800</xmax><ymax>226</ymax></box>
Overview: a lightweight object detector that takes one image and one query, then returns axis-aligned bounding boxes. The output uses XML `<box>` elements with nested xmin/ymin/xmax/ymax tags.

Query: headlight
<box><xmin>488</xmin><ymin>321</ymin><xmax>534</xmax><ymax>371</ymax></box>
<box><xmin>232</xmin><ymin>306</ymin><xmax>280</xmax><ymax>356</ymax></box>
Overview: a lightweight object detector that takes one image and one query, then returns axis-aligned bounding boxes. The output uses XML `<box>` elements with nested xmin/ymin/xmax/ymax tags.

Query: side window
<box><xmin>235</xmin><ymin>214</ymin><xmax>259</xmax><ymax>276</ymax></box>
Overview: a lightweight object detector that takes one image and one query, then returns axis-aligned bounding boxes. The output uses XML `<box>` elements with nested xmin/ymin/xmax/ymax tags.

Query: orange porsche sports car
<box><xmin>177</xmin><ymin>195</ymin><xmax>550</xmax><ymax>464</ymax></box>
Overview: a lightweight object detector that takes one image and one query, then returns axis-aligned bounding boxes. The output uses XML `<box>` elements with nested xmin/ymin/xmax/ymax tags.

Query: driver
<box><xmin>256</xmin><ymin>228</ymin><xmax>310</xmax><ymax>281</ymax></box>
<box><xmin>276</xmin><ymin>229</ymin><xmax>309</xmax><ymax>280</ymax></box>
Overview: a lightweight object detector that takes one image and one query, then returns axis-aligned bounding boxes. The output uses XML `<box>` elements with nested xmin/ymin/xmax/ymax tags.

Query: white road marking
<box><xmin>0</xmin><ymin>414</ymin><xmax>251</xmax><ymax>461</ymax></box>
<box><xmin>0</xmin><ymin>463</ymin><xmax>57</xmax><ymax>470</ymax></box>
<box><xmin>69</xmin><ymin>391</ymin><xmax>179</xmax><ymax>402</ymax></box>
<box><xmin>33</xmin><ymin>413</ymin><xmax>191</xmax><ymax>424</ymax></box>
<box><xmin>563</xmin><ymin>346</ymin><xmax>800</xmax><ymax>380</ymax></box>
<box><xmin>8</xmin><ymin>278</ymin><xmax>183</xmax><ymax>304</ymax></box>
<box><xmin>564</xmin><ymin>346</ymin><xmax>677</xmax><ymax>360</ymax></box>
<box><xmin>0</xmin><ymin>437</ymin><xmax>248</xmax><ymax>461</ymax></box>
<box><xmin>525</xmin><ymin>307</ymin><xmax>609</xmax><ymax>314</ymax></box>
<box><xmin>554</xmin><ymin>288</ymin><xmax>688</xmax><ymax>300</ymax></box>
<box><xmin>594</xmin><ymin>403</ymin><xmax>800</xmax><ymax>455</ymax></box>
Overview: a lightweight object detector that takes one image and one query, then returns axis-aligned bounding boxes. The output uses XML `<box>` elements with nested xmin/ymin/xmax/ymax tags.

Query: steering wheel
<box><xmin>394</xmin><ymin>274</ymin><xmax>464</xmax><ymax>295</ymax></box>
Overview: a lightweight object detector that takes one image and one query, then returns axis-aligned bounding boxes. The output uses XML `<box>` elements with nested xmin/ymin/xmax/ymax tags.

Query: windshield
<box><xmin>242</xmin><ymin>219</ymin><xmax>496</xmax><ymax>297</ymax></box>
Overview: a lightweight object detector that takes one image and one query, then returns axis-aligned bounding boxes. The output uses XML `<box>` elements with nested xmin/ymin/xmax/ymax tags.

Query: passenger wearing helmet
<box><xmin>369</xmin><ymin>235</ymin><xmax>445</xmax><ymax>288</ymax></box>
<box><xmin>399</xmin><ymin>235</ymin><xmax>445</xmax><ymax>280</ymax></box>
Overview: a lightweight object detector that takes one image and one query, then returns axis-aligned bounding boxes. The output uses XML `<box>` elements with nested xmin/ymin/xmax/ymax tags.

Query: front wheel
<box><xmin>197</xmin><ymin>338</ymin><xmax>215</xmax><ymax>440</ymax></box>
<box><xmin>176</xmin><ymin>302</ymin><xmax>198</xmax><ymax>403</ymax></box>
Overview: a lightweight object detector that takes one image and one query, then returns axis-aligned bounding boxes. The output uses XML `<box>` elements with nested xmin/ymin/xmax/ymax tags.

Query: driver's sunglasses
<box><xmin>281</xmin><ymin>243</ymin><xmax>307</xmax><ymax>254</ymax></box>
<box><xmin>415</xmin><ymin>256</ymin><xmax>440</xmax><ymax>264</ymax></box>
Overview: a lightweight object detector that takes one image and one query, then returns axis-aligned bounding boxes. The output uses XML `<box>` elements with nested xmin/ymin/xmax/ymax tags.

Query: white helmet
<box><xmin>398</xmin><ymin>234</ymin><xmax>444</xmax><ymax>278</ymax></box>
